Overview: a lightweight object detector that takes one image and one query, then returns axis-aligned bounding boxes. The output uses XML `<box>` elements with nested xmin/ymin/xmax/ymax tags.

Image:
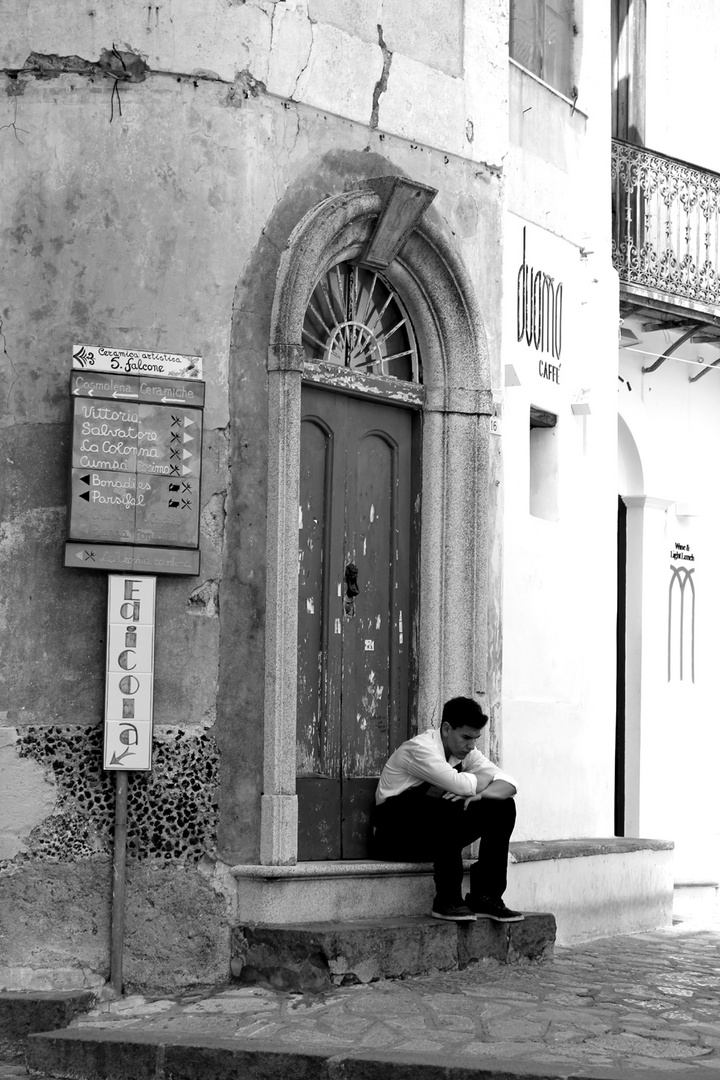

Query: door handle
<box><xmin>345</xmin><ymin>563</ymin><xmax>359</xmax><ymax>597</ymax></box>
<box><xmin>344</xmin><ymin>563</ymin><xmax>359</xmax><ymax>616</ymax></box>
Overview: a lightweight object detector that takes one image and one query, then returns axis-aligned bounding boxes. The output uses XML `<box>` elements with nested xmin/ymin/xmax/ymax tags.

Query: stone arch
<box><xmin>618</xmin><ymin>413</ymin><xmax>645</xmax><ymax>498</ymax></box>
<box><xmin>269</xmin><ymin>187</ymin><xmax>490</xmax><ymax>392</ymax></box>
<box><xmin>260</xmin><ymin>184</ymin><xmax>500</xmax><ymax>864</ymax></box>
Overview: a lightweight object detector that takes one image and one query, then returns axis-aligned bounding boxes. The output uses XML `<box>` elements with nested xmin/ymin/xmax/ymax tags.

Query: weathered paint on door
<box><xmin>297</xmin><ymin>385</ymin><xmax>419</xmax><ymax>859</ymax></box>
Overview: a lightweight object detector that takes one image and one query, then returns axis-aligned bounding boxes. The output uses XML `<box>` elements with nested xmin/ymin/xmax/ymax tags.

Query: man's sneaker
<box><xmin>465</xmin><ymin>895</ymin><xmax>524</xmax><ymax>922</ymax></box>
<box><xmin>431</xmin><ymin>902</ymin><xmax>477</xmax><ymax>922</ymax></box>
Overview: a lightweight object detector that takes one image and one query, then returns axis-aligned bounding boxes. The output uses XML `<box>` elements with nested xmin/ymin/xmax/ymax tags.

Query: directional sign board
<box><xmin>104</xmin><ymin>574</ymin><xmax>156</xmax><ymax>771</ymax></box>
<box><xmin>70</xmin><ymin>369</ymin><xmax>205</xmax><ymax>409</ymax></box>
<box><xmin>64</xmin><ymin>542</ymin><xmax>201</xmax><ymax>575</ymax></box>
<box><xmin>72</xmin><ymin>343</ymin><xmax>202</xmax><ymax>382</ymax></box>
<box><xmin>66</xmin><ymin>352</ymin><xmax>204</xmax><ymax>576</ymax></box>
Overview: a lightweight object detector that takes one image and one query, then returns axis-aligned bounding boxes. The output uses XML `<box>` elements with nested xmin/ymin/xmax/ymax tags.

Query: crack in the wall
<box><xmin>3</xmin><ymin>50</ymin><xmax>152</xmax><ymax>124</ymax></box>
<box><xmin>1</xmin><ymin>50</ymin><xmax>279</xmax><ymax>123</ymax></box>
<box><xmin>1</xmin><ymin>51</ymin><xmax>235</xmax><ymax>89</ymax></box>
<box><xmin>370</xmin><ymin>24</ymin><xmax>392</xmax><ymax>130</ymax></box>
<box><xmin>291</xmin><ymin>21</ymin><xmax>314</xmax><ymax>102</ymax></box>
<box><xmin>0</xmin><ymin>91</ymin><xmax>28</xmax><ymax>144</ymax></box>
<box><xmin>274</xmin><ymin>97</ymin><xmax>301</xmax><ymax>160</ymax></box>
<box><xmin>20</xmin><ymin>50</ymin><xmax>149</xmax><ymax>83</ymax></box>
<box><xmin>0</xmin><ymin>314</ymin><xmax>19</xmax><ymax>416</ymax></box>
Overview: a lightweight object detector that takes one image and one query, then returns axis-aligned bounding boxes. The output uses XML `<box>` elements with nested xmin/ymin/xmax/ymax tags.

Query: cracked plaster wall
<box><xmin>2</xmin><ymin>0</ymin><xmax>506</xmax><ymax>163</ymax></box>
<box><xmin>0</xmin><ymin>0</ymin><xmax>508</xmax><ymax>988</ymax></box>
<box><xmin>0</xmin><ymin>728</ymin><xmax>57</xmax><ymax>860</ymax></box>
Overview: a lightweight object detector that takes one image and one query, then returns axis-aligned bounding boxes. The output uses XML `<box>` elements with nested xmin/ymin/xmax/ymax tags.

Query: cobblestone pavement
<box><xmin>8</xmin><ymin>910</ymin><xmax>720</xmax><ymax>1077</ymax></box>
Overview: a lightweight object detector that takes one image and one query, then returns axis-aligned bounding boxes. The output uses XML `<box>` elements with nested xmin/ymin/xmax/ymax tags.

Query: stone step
<box><xmin>231</xmin><ymin>912</ymin><xmax>556</xmax><ymax>992</ymax></box>
<box><xmin>0</xmin><ymin>990</ymin><xmax>96</xmax><ymax>1063</ymax></box>
<box><xmin>29</xmin><ymin>1024</ymin><xmax>705</xmax><ymax>1080</ymax></box>
<box><xmin>230</xmin><ymin>840</ymin><xmax>674</xmax><ymax>947</ymax></box>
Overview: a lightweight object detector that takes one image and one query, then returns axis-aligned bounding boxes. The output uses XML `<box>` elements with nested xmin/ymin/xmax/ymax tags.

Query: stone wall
<box><xmin>0</xmin><ymin>0</ymin><xmax>508</xmax><ymax>988</ymax></box>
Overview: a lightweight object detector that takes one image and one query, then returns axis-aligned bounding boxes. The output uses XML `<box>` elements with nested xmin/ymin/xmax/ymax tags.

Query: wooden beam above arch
<box><xmin>361</xmin><ymin>176</ymin><xmax>437</xmax><ymax>270</ymax></box>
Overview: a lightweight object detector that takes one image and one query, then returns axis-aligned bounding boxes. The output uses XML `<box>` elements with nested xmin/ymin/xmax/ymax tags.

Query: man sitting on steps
<box><xmin>373</xmin><ymin>696</ymin><xmax>524</xmax><ymax>924</ymax></box>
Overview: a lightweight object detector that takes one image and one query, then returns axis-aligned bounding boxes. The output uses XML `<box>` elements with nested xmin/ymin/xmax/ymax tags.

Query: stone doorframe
<box><xmin>261</xmin><ymin>184</ymin><xmax>502</xmax><ymax>865</ymax></box>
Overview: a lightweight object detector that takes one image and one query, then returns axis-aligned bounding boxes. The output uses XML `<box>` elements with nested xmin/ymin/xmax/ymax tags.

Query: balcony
<box><xmin>612</xmin><ymin>139</ymin><xmax>720</xmax><ymax>329</ymax></box>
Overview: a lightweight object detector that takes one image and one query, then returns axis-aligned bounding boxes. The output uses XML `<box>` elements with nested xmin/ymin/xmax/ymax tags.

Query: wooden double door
<box><xmin>296</xmin><ymin>386</ymin><xmax>419</xmax><ymax>859</ymax></box>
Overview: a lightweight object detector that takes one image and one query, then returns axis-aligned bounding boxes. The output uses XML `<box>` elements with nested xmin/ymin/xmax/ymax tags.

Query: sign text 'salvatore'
<box><xmin>65</xmin><ymin>359</ymin><xmax>205</xmax><ymax>577</ymax></box>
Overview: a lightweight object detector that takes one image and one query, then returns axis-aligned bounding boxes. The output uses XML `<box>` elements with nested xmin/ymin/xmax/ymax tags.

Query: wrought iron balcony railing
<box><xmin>612</xmin><ymin>139</ymin><xmax>720</xmax><ymax>312</ymax></box>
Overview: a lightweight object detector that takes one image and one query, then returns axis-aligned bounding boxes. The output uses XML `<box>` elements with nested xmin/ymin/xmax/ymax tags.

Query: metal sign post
<box><xmin>64</xmin><ymin>345</ymin><xmax>204</xmax><ymax>995</ymax></box>
<box><xmin>105</xmin><ymin>573</ymin><xmax>156</xmax><ymax>992</ymax></box>
<box><xmin>110</xmin><ymin>772</ymin><xmax>128</xmax><ymax>995</ymax></box>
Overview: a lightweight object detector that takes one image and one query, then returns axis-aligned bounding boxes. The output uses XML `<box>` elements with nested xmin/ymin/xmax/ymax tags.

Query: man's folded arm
<box><xmin>405</xmin><ymin>744</ymin><xmax>478</xmax><ymax>795</ymax></box>
<box><xmin>473</xmin><ymin>778</ymin><xmax>516</xmax><ymax>800</ymax></box>
<box><xmin>464</xmin><ymin>752</ymin><xmax>517</xmax><ymax>797</ymax></box>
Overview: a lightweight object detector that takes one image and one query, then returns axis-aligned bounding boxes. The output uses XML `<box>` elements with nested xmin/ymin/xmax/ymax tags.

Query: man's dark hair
<box><xmin>441</xmin><ymin>696</ymin><xmax>489</xmax><ymax>731</ymax></box>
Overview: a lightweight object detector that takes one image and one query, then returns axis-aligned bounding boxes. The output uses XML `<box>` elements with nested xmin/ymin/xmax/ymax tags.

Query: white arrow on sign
<box><xmin>113</xmin><ymin>391</ymin><xmax>139</xmax><ymax>399</ymax></box>
<box><xmin>184</xmin><ymin>416</ymin><xmax>194</xmax><ymax>427</ymax></box>
<box><xmin>183</xmin><ymin>432</ymin><xmax>193</xmax><ymax>444</ymax></box>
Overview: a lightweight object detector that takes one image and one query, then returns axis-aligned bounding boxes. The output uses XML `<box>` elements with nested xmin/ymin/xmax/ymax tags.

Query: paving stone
<box><xmin>431</xmin><ymin>1014</ymin><xmax>475</xmax><ymax>1032</ymax></box>
<box><xmin>20</xmin><ymin>912</ymin><xmax>720</xmax><ymax>1080</ymax></box>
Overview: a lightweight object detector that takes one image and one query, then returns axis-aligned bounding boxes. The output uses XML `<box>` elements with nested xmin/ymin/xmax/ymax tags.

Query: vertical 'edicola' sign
<box><xmin>104</xmin><ymin>574</ymin><xmax>156</xmax><ymax>771</ymax></box>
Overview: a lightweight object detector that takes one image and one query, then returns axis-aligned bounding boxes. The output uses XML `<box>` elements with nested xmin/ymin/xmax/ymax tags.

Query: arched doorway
<box><xmin>259</xmin><ymin>182</ymin><xmax>497</xmax><ymax>866</ymax></box>
<box><xmin>296</xmin><ymin>261</ymin><xmax>422</xmax><ymax>858</ymax></box>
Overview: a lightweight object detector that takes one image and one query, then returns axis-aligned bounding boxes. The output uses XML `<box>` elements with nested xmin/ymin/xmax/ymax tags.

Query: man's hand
<box><xmin>442</xmin><ymin>778</ymin><xmax>516</xmax><ymax>808</ymax></box>
<box><xmin>440</xmin><ymin>790</ymin><xmax>484</xmax><ymax>807</ymax></box>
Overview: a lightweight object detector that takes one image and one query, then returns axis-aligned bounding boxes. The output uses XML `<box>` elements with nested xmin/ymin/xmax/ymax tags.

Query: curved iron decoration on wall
<box><xmin>613</xmin><ymin>139</ymin><xmax>720</xmax><ymax>310</ymax></box>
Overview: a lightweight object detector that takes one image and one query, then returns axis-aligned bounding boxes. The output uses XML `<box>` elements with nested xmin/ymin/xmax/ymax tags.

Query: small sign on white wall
<box><xmin>503</xmin><ymin>213</ymin><xmax>578</xmax><ymax>396</ymax></box>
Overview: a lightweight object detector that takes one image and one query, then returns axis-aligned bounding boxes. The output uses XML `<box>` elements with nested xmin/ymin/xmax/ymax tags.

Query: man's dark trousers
<box><xmin>373</xmin><ymin>789</ymin><xmax>516</xmax><ymax>905</ymax></box>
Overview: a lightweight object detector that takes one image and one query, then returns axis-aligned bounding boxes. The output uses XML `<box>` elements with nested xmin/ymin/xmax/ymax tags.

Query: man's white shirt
<box><xmin>375</xmin><ymin>728</ymin><xmax>517</xmax><ymax>805</ymax></box>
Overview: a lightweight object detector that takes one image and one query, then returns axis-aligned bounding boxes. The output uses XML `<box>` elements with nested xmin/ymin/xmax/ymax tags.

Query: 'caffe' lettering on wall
<box><xmin>516</xmin><ymin>226</ymin><xmax>564</xmax><ymax>384</ymax></box>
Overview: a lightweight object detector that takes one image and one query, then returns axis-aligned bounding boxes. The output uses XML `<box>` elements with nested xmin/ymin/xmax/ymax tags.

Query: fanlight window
<box><xmin>302</xmin><ymin>262</ymin><xmax>420</xmax><ymax>383</ymax></box>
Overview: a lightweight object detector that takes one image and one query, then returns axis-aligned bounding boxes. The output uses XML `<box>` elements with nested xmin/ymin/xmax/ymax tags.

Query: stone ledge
<box><xmin>231</xmin><ymin>913</ymin><xmax>556</xmax><ymax>993</ymax></box>
<box><xmin>510</xmin><ymin>837</ymin><xmax>674</xmax><ymax>863</ymax></box>
<box><xmin>29</xmin><ymin>1027</ymin><xmax>713</xmax><ymax>1080</ymax></box>
<box><xmin>230</xmin><ymin>842</ymin><xmax>674</xmax><ymax>944</ymax></box>
<box><xmin>231</xmin><ymin>860</ymin><xmax>439</xmax><ymax>879</ymax></box>
<box><xmin>229</xmin><ymin>837</ymin><xmax>674</xmax><ymax>880</ymax></box>
<box><xmin>0</xmin><ymin>990</ymin><xmax>96</xmax><ymax>1063</ymax></box>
